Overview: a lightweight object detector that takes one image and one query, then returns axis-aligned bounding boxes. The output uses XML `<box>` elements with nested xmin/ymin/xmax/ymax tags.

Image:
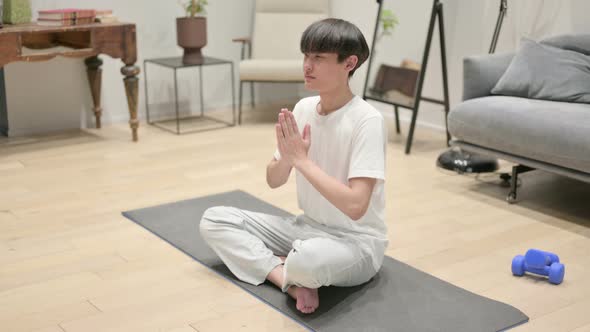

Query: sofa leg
<box><xmin>506</xmin><ymin>164</ymin><xmax>535</xmax><ymax>204</ymax></box>
<box><xmin>507</xmin><ymin>168</ymin><xmax>518</xmax><ymax>204</ymax></box>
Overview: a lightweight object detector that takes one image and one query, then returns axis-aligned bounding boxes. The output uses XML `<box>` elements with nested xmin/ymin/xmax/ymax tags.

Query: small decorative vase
<box><xmin>176</xmin><ymin>16</ymin><xmax>207</xmax><ymax>64</ymax></box>
<box><xmin>3</xmin><ymin>0</ymin><xmax>31</xmax><ymax>24</ymax></box>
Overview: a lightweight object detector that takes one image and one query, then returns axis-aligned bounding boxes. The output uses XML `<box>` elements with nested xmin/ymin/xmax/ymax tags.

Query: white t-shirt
<box><xmin>274</xmin><ymin>95</ymin><xmax>388</xmax><ymax>271</ymax></box>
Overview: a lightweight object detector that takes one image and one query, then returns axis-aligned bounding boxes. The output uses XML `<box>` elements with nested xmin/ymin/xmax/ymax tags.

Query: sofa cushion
<box><xmin>541</xmin><ymin>33</ymin><xmax>590</xmax><ymax>56</ymax></box>
<box><xmin>463</xmin><ymin>52</ymin><xmax>514</xmax><ymax>101</ymax></box>
<box><xmin>448</xmin><ymin>96</ymin><xmax>590</xmax><ymax>173</ymax></box>
<box><xmin>491</xmin><ymin>38</ymin><xmax>590</xmax><ymax>104</ymax></box>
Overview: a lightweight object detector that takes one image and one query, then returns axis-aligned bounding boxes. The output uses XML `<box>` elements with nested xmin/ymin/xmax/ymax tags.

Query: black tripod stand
<box><xmin>490</xmin><ymin>0</ymin><xmax>508</xmax><ymax>54</ymax></box>
<box><xmin>363</xmin><ymin>0</ymin><xmax>451</xmax><ymax>155</ymax></box>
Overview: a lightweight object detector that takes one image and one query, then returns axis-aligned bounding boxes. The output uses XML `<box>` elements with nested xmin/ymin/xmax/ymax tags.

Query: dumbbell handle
<box><xmin>525</xmin><ymin>264</ymin><xmax>551</xmax><ymax>277</ymax></box>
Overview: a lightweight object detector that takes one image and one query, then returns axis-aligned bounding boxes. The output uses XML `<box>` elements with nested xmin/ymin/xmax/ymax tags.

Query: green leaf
<box><xmin>379</xmin><ymin>8</ymin><xmax>399</xmax><ymax>38</ymax></box>
<box><xmin>181</xmin><ymin>0</ymin><xmax>207</xmax><ymax>17</ymax></box>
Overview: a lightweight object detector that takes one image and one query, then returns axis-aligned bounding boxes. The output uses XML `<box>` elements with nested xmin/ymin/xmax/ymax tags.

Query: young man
<box><xmin>200</xmin><ymin>18</ymin><xmax>387</xmax><ymax>314</ymax></box>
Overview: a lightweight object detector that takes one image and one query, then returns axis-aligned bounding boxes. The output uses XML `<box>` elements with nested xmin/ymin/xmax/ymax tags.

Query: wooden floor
<box><xmin>1</xmin><ymin>111</ymin><xmax>589</xmax><ymax>332</ymax></box>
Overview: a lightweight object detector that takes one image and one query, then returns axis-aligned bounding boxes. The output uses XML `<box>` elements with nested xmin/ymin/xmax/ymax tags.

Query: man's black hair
<box><xmin>300</xmin><ymin>18</ymin><xmax>370</xmax><ymax>77</ymax></box>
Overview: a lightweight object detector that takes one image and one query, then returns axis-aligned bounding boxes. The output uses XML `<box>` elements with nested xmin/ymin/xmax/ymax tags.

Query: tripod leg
<box><xmin>437</xmin><ymin>4</ymin><xmax>451</xmax><ymax>146</ymax></box>
<box><xmin>394</xmin><ymin>105</ymin><xmax>400</xmax><ymax>134</ymax></box>
<box><xmin>489</xmin><ymin>0</ymin><xmax>508</xmax><ymax>54</ymax></box>
<box><xmin>406</xmin><ymin>0</ymin><xmax>438</xmax><ymax>154</ymax></box>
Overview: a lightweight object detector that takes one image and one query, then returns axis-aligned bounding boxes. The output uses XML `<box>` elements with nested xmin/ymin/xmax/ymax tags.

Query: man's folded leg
<box><xmin>282</xmin><ymin>237</ymin><xmax>376</xmax><ymax>292</ymax></box>
<box><xmin>199</xmin><ymin>206</ymin><xmax>300</xmax><ymax>285</ymax></box>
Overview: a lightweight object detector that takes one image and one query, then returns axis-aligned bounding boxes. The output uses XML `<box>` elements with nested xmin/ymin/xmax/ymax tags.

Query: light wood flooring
<box><xmin>0</xmin><ymin>110</ymin><xmax>589</xmax><ymax>332</ymax></box>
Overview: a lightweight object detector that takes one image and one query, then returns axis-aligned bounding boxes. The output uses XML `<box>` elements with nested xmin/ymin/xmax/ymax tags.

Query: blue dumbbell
<box><xmin>512</xmin><ymin>249</ymin><xmax>565</xmax><ymax>284</ymax></box>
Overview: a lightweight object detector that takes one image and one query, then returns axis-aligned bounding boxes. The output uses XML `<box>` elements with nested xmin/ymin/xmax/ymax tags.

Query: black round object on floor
<box><xmin>436</xmin><ymin>148</ymin><xmax>499</xmax><ymax>174</ymax></box>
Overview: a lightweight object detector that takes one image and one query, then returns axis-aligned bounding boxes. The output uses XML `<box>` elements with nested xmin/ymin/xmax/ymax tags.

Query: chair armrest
<box><xmin>232</xmin><ymin>37</ymin><xmax>251</xmax><ymax>60</ymax></box>
<box><xmin>232</xmin><ymin>37</ymin><xmax>251</xmax><ymax>43</ymax></box>
<box><xmin>462</xmin><ymin>52</ymin><xmax>514</xmax><ymax>101</ymax></box>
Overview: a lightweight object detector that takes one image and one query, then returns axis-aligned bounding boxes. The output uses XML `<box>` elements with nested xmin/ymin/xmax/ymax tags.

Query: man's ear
<box><xmin>345</xmin><ymin>55</ymin><xmax>359</xmax><ymax>72</ymax></box>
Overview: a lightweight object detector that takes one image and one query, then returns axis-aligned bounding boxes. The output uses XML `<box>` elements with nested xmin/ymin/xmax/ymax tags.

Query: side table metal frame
<box><xmin>144</xmin><ymin>57</ymin><xmax>236</xmax><ymax>135</ymax></box>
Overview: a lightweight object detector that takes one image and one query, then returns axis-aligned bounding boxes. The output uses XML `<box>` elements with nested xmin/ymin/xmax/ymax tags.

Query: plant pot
<box><xmin>176</xmin><ymin>16</ymin><xmax>207</xmax><ymax>64</ymax></box>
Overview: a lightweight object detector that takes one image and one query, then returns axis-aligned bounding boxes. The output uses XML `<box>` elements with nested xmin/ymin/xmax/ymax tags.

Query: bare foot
<box><xmin>266</xmin><ymin>260</ymin><xmax>318</xmax><ymax>314</ymax></box>
<box><xmin>294</xmin><ymin>287</ymin><xmax>319</xmax><ymax>314</ymax></box>
<box><xmin>278</xmin><ymin>256</ymin><xmax>287</xmax><ymax>264</ymax></box>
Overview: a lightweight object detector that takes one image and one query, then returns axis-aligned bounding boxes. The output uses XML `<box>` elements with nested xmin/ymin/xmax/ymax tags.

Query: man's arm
<box><xmin>295</xmin><ymin>158</ymin><xmax>375</xmax><ymax>221</ymax></box>
<box><xmin>266</xmin><ymin>157</ymin><xmax>292</xmax><ymax>188</ymax></box>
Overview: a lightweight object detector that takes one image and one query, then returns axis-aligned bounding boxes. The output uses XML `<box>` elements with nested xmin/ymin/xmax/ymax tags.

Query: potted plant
<box><xmin>375</xmin><ymin>9</ymin><xmax>399</xmax><ymax>46</ymax></box>
<box><xmin>2</xmin><ymin>0</ymin><xmax>32</xmax><ymax>25</ymax></box>
<box><xmin>177</xmin><ymin>0</ymin><xmax>208</xmax><ymax>64</ymax></box>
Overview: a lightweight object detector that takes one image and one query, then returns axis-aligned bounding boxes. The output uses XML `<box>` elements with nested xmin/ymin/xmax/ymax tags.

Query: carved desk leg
<box><xmin>121</xmin><ymin>64</ymin><xmax>140</xmax><ymax>142</ymax></box>
<box><xmin>85</xmin><ymin>56</ymin><xmax>103</xmax><ymax>129</ymax></box>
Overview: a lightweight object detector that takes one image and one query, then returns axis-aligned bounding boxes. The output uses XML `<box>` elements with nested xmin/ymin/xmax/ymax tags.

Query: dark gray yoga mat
<box><xmin>122</xmin><ymin>190</ymin><xmax>528</xmax><ymax>332</ymax></box>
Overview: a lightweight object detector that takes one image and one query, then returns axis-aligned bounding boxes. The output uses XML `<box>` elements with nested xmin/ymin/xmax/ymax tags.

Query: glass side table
<box><xmin>144</xmin><ymin>56</ymin><xmax>236</xmax><ymax>134</ymax></box>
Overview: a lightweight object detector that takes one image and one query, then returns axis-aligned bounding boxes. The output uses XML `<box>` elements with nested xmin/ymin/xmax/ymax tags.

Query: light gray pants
<box><xmin>199</xmin><ymin>206</ymin><xmax>377</xmax><ymax>292</ymax></box>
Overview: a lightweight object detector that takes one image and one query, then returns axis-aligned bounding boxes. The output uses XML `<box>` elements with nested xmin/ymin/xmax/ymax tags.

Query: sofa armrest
<box><xmin>462</xmin><ymin>52</ymin><xmax>514</xmax><ymax>101</ymax></box>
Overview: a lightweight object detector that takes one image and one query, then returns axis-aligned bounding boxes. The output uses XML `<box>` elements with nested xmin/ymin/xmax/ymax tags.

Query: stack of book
<box><xmin>36</xmin><ymin>9</ymin><xmax>117</xmax><ymax>26</ymax></box>
<box><xmin>37</xmin><ymin>9</ymin><xmax>96</xmax><ymax>26</ymax></box>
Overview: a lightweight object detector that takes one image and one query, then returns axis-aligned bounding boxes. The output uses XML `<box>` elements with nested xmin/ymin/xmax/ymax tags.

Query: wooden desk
<box><xmin>0</xmin><ymin>22</ymin><xmax>140</xmax><ymax>141</ymax></box>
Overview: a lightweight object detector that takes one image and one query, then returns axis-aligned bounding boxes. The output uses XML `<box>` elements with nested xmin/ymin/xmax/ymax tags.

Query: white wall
<box><xmin>3</xmin><ymin>0</ymin><xmax>590</xmax><ymax>136</ymax></box>
<box><xmin>5</xmin><ymin>0</ymin><xmax>255</xmax><ymax>136</ymax></box>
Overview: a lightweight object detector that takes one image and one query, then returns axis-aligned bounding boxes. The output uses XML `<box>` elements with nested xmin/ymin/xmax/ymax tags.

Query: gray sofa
<box><xmin>448</xmin><ymin>35</ymin><xmax>590</xmax><ymax>203</ymax></box>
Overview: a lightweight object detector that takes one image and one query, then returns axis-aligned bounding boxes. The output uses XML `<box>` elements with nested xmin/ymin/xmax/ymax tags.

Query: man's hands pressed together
<box><xmin>276</xmin><ymin>108</ymin><xmax>311</xmax><ymax>169</ymax></box>
<box><xmin>271</xmin><ymin>108</ymin><xmax>375</xmax><ymax>221</ymax></box>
